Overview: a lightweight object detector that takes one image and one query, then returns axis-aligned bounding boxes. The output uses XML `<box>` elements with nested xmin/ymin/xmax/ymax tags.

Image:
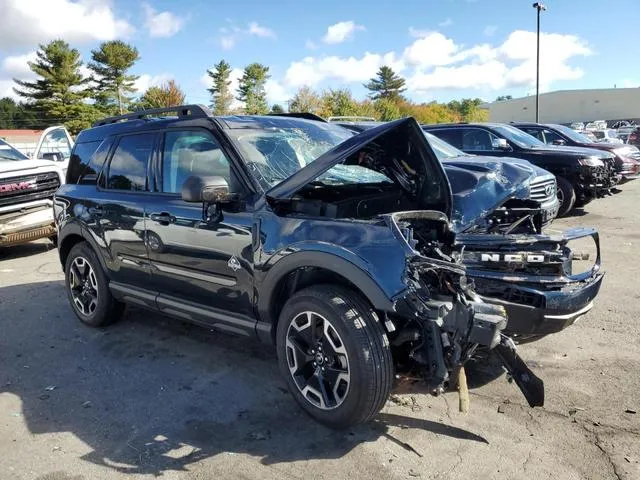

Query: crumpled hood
<box><xmin>442</xmin><ymin>157</ymin><xmax>538</xmax><ymax>232</ymax></box>
<box><xmin>266</xmin><ymin>117</ymin><xmax>453</xmax><ymax>218</ymax></box>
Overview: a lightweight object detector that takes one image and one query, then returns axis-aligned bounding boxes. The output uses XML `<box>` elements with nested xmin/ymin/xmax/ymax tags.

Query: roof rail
<box><xmin>93</xmin><ymin>104</ymin><xmax>212</xmax><ymax>127</ymax></box>
<box><xmin>327</xmin><ymin>116</ymin><xmax>377</xmax><ymax>122</ymax></box>
<box><xmin>268</xmin><ymin>112</ymin><xmax>327</xmax><ymax>123</ymax></box>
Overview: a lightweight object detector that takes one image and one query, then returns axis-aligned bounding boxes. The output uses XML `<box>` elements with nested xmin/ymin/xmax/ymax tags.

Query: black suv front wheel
<box><xmin>64</xmin><ymin>242</ymin><xmax>124</xmax><ymax>327</ymax></box>
<box><xmin>276</xmin><ymin>285</ymin><xmax>393</xmax><ymax>429</ymax></box>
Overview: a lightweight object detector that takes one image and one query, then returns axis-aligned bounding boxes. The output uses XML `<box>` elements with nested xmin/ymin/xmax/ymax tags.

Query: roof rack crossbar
<box><xmin>93</xmin><ymin>104</ymin><xmax>212</xmax><ymax>127</ymax></box>
<box><xmin>327</xmin><ymin>116</ymin><xmax>377</xmax><ymax>122</ymax></box>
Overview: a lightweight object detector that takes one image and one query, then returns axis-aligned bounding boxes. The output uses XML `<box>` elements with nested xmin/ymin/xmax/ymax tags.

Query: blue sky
<box><xmin>0</xmin><ymin>0</ymin><xmax>639</xmax><ymax>107</ymax></box>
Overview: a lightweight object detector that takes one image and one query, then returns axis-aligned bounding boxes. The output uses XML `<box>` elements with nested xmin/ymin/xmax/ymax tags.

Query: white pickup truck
<box><xmin>0</xmin><ymin>131</ymin><xmax>67</xmax><ymax>247</ymax></box>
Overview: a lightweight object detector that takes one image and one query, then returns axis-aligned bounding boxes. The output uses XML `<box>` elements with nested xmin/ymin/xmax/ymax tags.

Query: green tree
<box><xmin>138</xmin><ymin>80</ymin><xmax>186</xmax><ymax>109</ymax></box>
<box><xmin>364</xmin><ymin>66</ymin><xmax>406</xmax><ymax>101</ymax></box>
<box><xmin>0</xmin><ymin>97</ymin><xmax>19</xmax><ymax>128</ymax></box>
<box><xmin>447</xmin><ymin>98</ymin><xmax>484</xmax><ymax>121</ymax></box>
<box><xmin>270</xmin><ymin>104</ymin><xmax>285</xmax><ymax>114</ymax></box>
<box><xmin>288</xmin><ymin>86</ymin><xmax>322</xmax><ymax>114</ymax></box>
<box><xmin>374</xmin><ymin>98</ymin><xmax>401</xmax><ymax>121</ymax></box>
<box><xmin>319</xmin><ymin>89</ymin><xmax>358</xmax><ymax>118</ymax></box>
<box><xmin>88</xmin><ymin>40</ymin><xmax>140</xmax><ymax>114</ymax></box>
<box><xmin>495</xmin><ymin>95</ymin><xmax>513</xmax><ymax>101</ymax></box>
<box><xmin>236</xmin><ymin>63</ymin><xmax>270</xmax><ymax>114</ymax></box>
<box><xmin>207</xmin><ymin>60</ymin><xmax>234</xmax><ymax>115</ymax></box>
<box><xmin>13</xmin><ymin>39</ymin><xmax>92</xmax><ymax>133</ymax></box>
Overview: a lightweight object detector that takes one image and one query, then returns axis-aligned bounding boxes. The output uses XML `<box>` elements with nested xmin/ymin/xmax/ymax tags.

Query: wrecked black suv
<box><xmin>55</xmin><ymin>106</ymin><xmax>544</xmax><ymax>428</ymax></box>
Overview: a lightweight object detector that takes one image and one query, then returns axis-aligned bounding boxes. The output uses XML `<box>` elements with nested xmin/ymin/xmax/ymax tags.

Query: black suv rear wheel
<box><xmin>64</xmin><ymin>242</ymin><xmax>125</xmax><ymax>327</ymax></box>
<box><xmin>556</xmin><ymin>176</ymin><xmax>576</xmax><ymax>217</ymax></box>
<box><xmin>276</xmin><ymin>285</ymin><xmax>393</xmax><ymax>429</ymax></box>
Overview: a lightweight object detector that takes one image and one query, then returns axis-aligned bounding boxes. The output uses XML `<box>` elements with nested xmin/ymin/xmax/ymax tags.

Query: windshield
<box><xmin>226</xmin><ymin>119</ymin><xmax>392</xmax><ymax>190</ymax></box>
<box><xmin>493</xmin><ymin>124</ymin><xmax>546</xmax><ymax>148</ymax></box>
<box><xmin>423</xmin><ymin>132</ymin><xmax>465</xmax><ymax>160</ymax></box>
<box><xmin>552</xmin><ymin>124</ymin><xmax>593</xmax><ymax>143</ymax></box>
<box><xmin>0</xmin><ymin>139</ymin><xmax>29</xmax><ymax>161</ymax></box>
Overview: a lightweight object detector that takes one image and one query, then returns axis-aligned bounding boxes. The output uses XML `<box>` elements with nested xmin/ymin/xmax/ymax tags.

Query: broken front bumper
<box><xmin>457</xmin><ymin>227</ymin><xmax>604</xmax><ymax>342</ymax></box>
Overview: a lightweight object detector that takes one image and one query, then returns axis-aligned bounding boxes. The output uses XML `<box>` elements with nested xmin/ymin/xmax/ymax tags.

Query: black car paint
<box><xmin>512</xmin><ymin>122</ymin><xmax>640</xmax><ymax>180</ymax></box>
<box><xmin>422</xmin><ymin>123</ymin><xmax>616</xmax><ymax>205</ymax></box>
<box><xmin>55</xmin><ymin>113</ymin><xmax>545</xmax><ymax>408</ymax></box>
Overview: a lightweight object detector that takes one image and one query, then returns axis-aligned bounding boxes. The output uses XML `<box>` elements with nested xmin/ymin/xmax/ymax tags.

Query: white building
<box><xmin>485</xmin><ymin>88</ymin><xmax>640</xmax><ymax>124</ymax></box>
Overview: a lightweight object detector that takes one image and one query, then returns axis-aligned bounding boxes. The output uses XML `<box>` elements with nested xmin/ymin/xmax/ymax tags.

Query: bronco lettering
<box><xmin>481</xmin><ymin>253</ymin><xmax>545</xmax><ymax>263</ymax></box>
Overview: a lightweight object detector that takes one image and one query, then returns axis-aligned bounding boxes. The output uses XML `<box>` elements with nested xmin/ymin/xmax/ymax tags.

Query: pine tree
<box><xmin>88</xmin><ymin>40</ymin><xmax>140</xmax><ymax>114</ymax></box>
<box><xmin>207</xmin><ymin>60</ymin><xmax>234</xmax><ymax>115</ymax></box>
<box><xmin>270</xmin><ymin>104</ymin><xmax>285</xmax><ymax>114</ymax></box>
<box><xmin>364</xmin><ymin>66</ymin><xmax>406</xmax><ymax>101</ymax></box>
<box><xmin>236</xmin><ymin>63</ymin><xmax>270</xmax><ymax>115</ymax></box>
<box><xmin>13</xmin><ymin>39</ymin><xmax>92</xmax><ymax>132</ymax></box>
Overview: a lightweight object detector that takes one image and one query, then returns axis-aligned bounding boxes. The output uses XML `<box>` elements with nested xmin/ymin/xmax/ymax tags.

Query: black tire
<box><xmin>276</xmin><ymin>285</ymin><xmax>393</xmax><ymax>429</ymax></box>
<box><xmin>64</xmin><ymin>242</ymin><xmax>124</xmax><ymax>327</ymax></box>
<box><xmin>556</xmin><ymin>176</ymin><xmax>576</xmax><ymax>217</ymax></box>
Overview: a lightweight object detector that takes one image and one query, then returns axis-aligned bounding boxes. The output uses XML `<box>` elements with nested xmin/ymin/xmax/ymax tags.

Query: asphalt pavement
<box><xmin>1</xmin><ymin>181</ymin><xmax>639</xmax><ymax>480</ymax></box>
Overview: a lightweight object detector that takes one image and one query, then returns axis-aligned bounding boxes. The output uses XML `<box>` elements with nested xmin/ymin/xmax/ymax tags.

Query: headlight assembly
<box><xmin>577</xmin><ymin>157</ymin><xmax>604</xmax><ymax>168</ymax></box>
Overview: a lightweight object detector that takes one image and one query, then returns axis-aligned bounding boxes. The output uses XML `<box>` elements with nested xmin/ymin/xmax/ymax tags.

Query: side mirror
<box><xmin>491</xmin><ymin>138</ymin><xmax>511</xmax><ymax>151</ymax></box>
<box><xmin>40</xmin><ymin>152</ymin><xmax>64</xmax><ymax>162</ymax></box>
<box><xmin>181</xmin><ymin>175</ymin><xmax>231</xmax><ymax>203</ymax></box>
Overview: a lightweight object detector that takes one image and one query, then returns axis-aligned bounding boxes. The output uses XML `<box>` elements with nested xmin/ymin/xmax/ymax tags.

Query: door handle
<box><xmin>149</xmin><ymin>212</ymin><xmax>176</xmax><ymax>225</ymax></box>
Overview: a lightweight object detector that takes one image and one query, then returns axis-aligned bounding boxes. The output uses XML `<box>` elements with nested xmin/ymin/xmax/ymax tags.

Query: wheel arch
<box><xmin>256</xmin><ymin>251</ymin><xmax>396</xmax><ymax>343</ymax></box>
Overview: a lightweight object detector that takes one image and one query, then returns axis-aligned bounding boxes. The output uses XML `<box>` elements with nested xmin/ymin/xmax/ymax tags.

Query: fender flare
<box><xmin>257</xmin><ymin>250</ymin><xmax>396</xmax><ymax>329</ymax></box>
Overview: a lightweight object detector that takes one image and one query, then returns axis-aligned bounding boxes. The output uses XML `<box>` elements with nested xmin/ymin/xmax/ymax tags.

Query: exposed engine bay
<box><xmin>383</xmin><ymin>210</ymin><xmax>545</xmax><ymax>407</ymax></box>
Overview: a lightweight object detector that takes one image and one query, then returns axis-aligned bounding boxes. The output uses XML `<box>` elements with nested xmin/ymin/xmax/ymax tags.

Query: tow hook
<box><xmin>494</xmin><ymin>335</ymin><xmax>545</xmax><ymax>408</ymax></box>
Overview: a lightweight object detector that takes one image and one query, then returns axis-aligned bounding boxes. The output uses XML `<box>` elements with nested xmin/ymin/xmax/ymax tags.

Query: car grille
<box><xmin>0</xmin><ymin>172</ymin><xmax>61</xmax><ymax>208</ymax></box>
<box><xmin>530</xmin><ymin>177</ymin><xmax>556</xmax><ymax>203</ymax></box>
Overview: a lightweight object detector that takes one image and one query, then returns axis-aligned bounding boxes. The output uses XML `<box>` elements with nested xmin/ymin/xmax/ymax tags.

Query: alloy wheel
<box><xmin>285</xmin><ymin>311</ymin><xmax>350</xmax><ymax>410</ymax></box>
<box><xmin>69</xmin><ymin>256</ymin><xmax>99</xmax><ymax>316</ymax></box>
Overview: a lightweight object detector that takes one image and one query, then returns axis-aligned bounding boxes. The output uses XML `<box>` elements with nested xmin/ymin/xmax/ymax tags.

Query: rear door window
<box><xmin>106</xmin><ymin>133</ymin><xmax>155</xmax><ymax>191</ymax></box>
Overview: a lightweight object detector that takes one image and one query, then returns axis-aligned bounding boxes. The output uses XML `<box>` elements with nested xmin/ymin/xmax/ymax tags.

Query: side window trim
<box><xmin>99</xmin><ymin>131</ymin><xmax>158</xmax><ymax>193</ymax></box>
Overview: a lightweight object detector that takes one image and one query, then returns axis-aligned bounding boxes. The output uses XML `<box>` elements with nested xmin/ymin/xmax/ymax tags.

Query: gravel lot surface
<box><xmin>1</xmin><ymin>181</ymin><xmax>639</xmax><ymax>480</ymax></box>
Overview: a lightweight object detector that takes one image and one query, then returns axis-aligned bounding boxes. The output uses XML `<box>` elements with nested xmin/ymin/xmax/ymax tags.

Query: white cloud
<box><xmin>0</xmin><ymin>0</ymin><xmax>134</xmax><ymax>49</ymax></box>
<box><xmin>217</xmin><ymin>21</ymin><xmax>276</xmax><ymax>50</ymax></box>
<box><xmin>322</xmin><ymin>21</ymin><xmax>365</xmax><ymax>44</ymax></box>
<box><xmin>483</xmin><ymin>25</ymin><xmax>497</xmax><ymax>37</ymax></box>
<box><xmin>284</xmin><ymin>52</ymin><xmax>404</xmax><ymax>88</ymax></box>
<box><xmin>407</xmin><ymin>61</ymin><xmax>510</xmax><ymax>92</ymax></box>
<box><xmin>142</xmin><ymin>3</ymin><xmax>186</xmax><ymax>38</ymax></box>
<box><xmin>134</xmin><ymin>73</ymin><xmax>173</xmax><ymax>94</ymax></box>
<box><xmin>1</xmin><ymin>52</ymin><xmax>37</xmax><ymax>78</ymax></box>
<box><xmin>403</xmin><ymin>31</ymin><xmax>459</xmax><ymax>68</ymax></box>
<box><xmin>438</xmin><ymin>18</ymin><xmax>453</xmax><ymax>28</ymax></box>
<box><xmin>265</xmin><ymin>79</ymin><xmax>291</xmax><ymax>105</ymax></box>
<box><xmin>280</xmin><ymin>28</ymin><xmax>591</xmax><ymax>97</ymax></box>
<box><xmin>247</xmin><ymin>21</ymin><xmax>276</xmax><ymax>38</ymax></box>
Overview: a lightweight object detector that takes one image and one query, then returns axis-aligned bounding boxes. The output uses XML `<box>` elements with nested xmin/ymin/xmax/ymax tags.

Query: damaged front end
<box><xmin>457</xmin><ymin>227</ymin><xmax>604</xmax><ymax>342</ymax></box>
<box><xmin>385</xmin><ymin>210</ymin><xmax>545</xmax><ymax>407</ymax></box>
